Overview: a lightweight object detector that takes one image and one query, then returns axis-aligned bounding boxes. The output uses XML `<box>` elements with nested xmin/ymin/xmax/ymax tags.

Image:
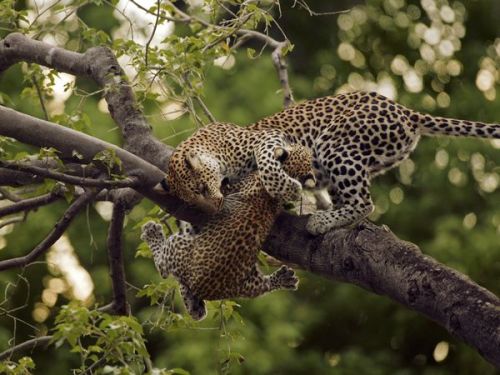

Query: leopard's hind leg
<box><xmin>179</xmin><ymin>283</ymin><xmax>206</xmax><ymax>320</ymax></box>
<box><xmin>307</xmin><ymin>144</ymin><xmax>374</xmax><ymax>234</ymax></box>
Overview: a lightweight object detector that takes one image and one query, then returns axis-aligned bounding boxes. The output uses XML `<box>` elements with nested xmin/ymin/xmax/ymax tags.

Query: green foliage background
<box><xmin>0</xmin><ymin>0</ymin><xmax>499</xmax><ymax>374</ymax></box>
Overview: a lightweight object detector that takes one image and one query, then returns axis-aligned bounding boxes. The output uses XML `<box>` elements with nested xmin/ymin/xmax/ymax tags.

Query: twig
<box><xmin>0</xmin><ymin>214</ymin><xmax>26</xmax><ymax>230</ymax></box>
<box><xmin>144</xmin><ymin>0</ymin><xmax>161</xmax><ymax>68</ymax></box>
<box><xmin>0</xmin><ymin>160</ymin><xmax>141</xmax><ymax>189</ymax></box>
<box><xmin>0</xmin><ymin>189</ymin><xmax>99</xmax><ymax>271</ymax></box>
<box><xmin>106</xmin><ymin>202</ymin><xmax>129</xmax><ymax>315</ymax></box>
<box><xmin>0</xmin><ymin>187</ymin><xmax>21</xmax><ymax>202</ymax></box>
<box><xmin>129</xmin><ymin>0</ymin><xmax>294</xmax><ymax>107</ymax></box>
<box><xmin>31</xmin><ymin>74</ymin><xmax>49</xmax><ymax>121</ymax></box>
<box><xmin>0</xmin><ymin>190</ymin><xmax>63</xmax><ymax>218</ymax></box>
<box><xmin>0</xmin><ymin>335</ymin><xmax>52</xmax><ymax>360</ymax></box>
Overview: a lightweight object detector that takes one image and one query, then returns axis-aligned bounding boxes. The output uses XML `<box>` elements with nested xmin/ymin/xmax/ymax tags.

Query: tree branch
<box><xmin>271</xmin><ymin>42</ymin><xmax>294</xmax><ymax>108</ymax></box>
<box><xmin>0</xmin><ymin>33</ymin><xmax>167</xmax><ymax>165</ymax></box>
<box><xmin>0</xmin><ymin>189</ymin><xmax>99</xmax><ymax>271</ymax></box>
<box><xmin>0</xmin><ymin>335</ymin><xmax>52</xmax><ymax>361</ymax></box>
<box><xmin>0</xmin><ymin>159</ymin><xmax>101</xmax><ymax>187</ymax></box>
<box><xmin>106</xmin><ymin>202</ymin><xmax>129</xmax><ymax>315</ymax></box>
<box><xmin>0</xmin><ymin>190</ymin><xmax>63</xmax><ymax>218</ymax></box>
<box><xmin>129</xmin><ymin>1</ymin><xmax>294</xmax><ymax>108</ymax></box>
<box><xmin>262</xmin><ymin>216</ymin><xmax>500</xmax><ymax>367</ymax></box>
<box><xmin>0</xmin><ymin>106</ymin><xmax>165</xmax><ymax>186</ymax></box>
<box><xmin>0</xmin><ymin>160</ymin><xmax>140</xmax><ymax>189</ymax></box>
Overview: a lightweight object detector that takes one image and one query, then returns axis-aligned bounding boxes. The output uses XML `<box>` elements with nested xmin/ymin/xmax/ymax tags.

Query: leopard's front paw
<box><xmin>283</xmin><ymin>178</ymin><xmax>303</xmax><ymax>202</ymax></box>
<box><xmin>273</xmin><ymin>265</ymin><xmax>299</xmax><ymax>290</ymax></box>
<box><xmin>140</xmin><ymin>221</ymin><xmax>164</xmax><ymax>242</ymax></box>
<box><xmin>306</xmin><ymin>213</ymin><xmax>332</xmax><ymax>235</ymax></box>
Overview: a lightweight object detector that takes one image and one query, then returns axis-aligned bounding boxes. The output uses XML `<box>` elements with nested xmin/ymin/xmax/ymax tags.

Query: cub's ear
<box><xmin>153</xmin><ymin>178</ymin><xmax>170</xmax><ymax>194</ymax></box>
<box><xmin>273</xmin><ymin>146</ymin><xmax>289</xmax><ymax>163</ymax></box>
<box><xmin>185</xmin><ymin>152</ymin><xmax>202</xmax><ymax>170</ymax></box>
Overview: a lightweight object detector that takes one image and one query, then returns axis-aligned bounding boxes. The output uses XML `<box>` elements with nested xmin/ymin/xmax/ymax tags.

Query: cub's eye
<box><xmin>221</xmin><ymin>177</ymin><xmax>230</xmax><ymax>187</ymax></box>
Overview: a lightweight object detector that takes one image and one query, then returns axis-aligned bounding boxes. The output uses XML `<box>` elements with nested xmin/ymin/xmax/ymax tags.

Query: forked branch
<box><xmin>0</xmin><ymin>189</ymin><xmax>99</xmax><ymax>271</ymax></box>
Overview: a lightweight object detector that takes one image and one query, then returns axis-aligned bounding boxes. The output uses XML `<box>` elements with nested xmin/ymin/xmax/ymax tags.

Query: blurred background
<box><xmin>0</xmin><ymin>0</ymin><xmax>499</xmax><ymax>373</ymax></box>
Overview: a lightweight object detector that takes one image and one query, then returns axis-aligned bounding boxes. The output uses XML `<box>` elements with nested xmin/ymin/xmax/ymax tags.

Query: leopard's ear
<box><xmin>274</xmin><ymin>146</ymin><xmax>289</xmax><ymax>163</ymax></box>
<box><xmin>153</xmin><ymin>178</ymin><xmax>170</xmax><ymax>194</ymax></box>
<box><xmin>185</xmin><ymin>152</ymin><xmax>202</xmax><ymax>170</ymax></box>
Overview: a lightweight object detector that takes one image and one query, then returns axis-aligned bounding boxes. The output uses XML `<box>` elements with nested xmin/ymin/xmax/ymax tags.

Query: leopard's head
<box><xmin>278</xmin><ymin>144</ymin><xmax>316</xmax><ymax>188</ymax></box>
<box><xmin>164</xmin><ymin>149</ymin><xmax>226</xmax><ymax>213</ymax></box>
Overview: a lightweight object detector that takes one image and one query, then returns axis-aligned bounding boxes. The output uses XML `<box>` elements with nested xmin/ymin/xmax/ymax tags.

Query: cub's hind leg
<box><xmin>238</xmin><ymin>265</ymin><xmax>299</xmax><ymax>298</ymax></box>
<box><xmin>141</xmin><ymin>221</ymin><xmax>193</xmax><ymax>279</ymax></box>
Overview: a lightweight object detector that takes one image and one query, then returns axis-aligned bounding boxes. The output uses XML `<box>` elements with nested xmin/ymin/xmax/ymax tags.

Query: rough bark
<box><xmin>0</xmin><ymin>33</ymin><xmax>498</xmax><ymax>368</ymax></box>
<box><xmin>264</xmin><ymin>215</ymin><xmax>500</xmax><ymax>367</ymax></box>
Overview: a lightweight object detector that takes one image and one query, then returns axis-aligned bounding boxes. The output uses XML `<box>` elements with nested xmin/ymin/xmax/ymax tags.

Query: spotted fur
<box><xmin>142</xmin><ymin>144</ymin><xmax>315</xmax><ymax>320</ymax></box>
<box><xmin>165</xmin><ymin>124</ymin><xmax>302</xmax><ymax>213</ymax></box>
<box><xmin>165</xmin><ymin>91</ymin><xmax>499</xmax><ymax>234</ymax></box>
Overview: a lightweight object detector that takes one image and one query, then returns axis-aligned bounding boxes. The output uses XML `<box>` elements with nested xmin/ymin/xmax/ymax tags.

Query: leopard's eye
<box><xmin>221</xmin><ymin>177</ymin><xmax>230</xmax><ymax>187</ymax></box>
<box><xmin>198</xmin><ymin>183</ymin><xmax>208</xmax><ymax>196</ymax></box>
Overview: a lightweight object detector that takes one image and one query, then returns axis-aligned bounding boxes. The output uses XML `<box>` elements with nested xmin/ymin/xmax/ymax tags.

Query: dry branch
<box><xmin>130</xmin><ymin>0</ymin><xmax>294</xmax><ymax>108</ymax></box>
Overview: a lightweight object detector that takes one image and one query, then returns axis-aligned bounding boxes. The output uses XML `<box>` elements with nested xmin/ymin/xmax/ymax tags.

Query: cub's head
<box><xmin>163</xmin><ymin>149</ymin><xmax>226</xmax><ymax>213</ymax></box>
<box><xmin>277</xmin><ymin>144</ymin><xmax>316</xmax><ymax>188</ymax></box>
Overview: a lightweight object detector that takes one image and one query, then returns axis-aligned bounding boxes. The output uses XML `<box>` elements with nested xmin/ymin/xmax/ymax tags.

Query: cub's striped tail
<box><xmin>412</xmin><ymin>112</ymin><xmax>500</xmax><ymax>139</ymax></box>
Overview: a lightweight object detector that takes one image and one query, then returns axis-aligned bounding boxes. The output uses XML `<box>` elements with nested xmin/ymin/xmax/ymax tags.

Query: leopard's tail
<box><xmin>412</xmin><ymin>112</ymin><xmax>500</xmax><ymax>139</ymax></box>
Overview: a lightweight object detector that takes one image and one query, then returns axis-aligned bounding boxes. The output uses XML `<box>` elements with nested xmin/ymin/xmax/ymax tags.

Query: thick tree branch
<box><xmin>263</xmin><ymin>216</ymin><xmax>500</xmax><ymax>367</ymax></box>
<box><xmin>271</xmin><ymin>42</ymin><xmax>294</xmax><ymax>108</ymax></box>
<box><xmin>0</xmin><ymin>102</ymin><xmax>208</xmax><ymax>222</ymax></box>
<box><xmin>0</xmin><ymin>106</ymin><xmax>165</xmax><ymax>185</ymax></box>
<box><xmin>106</xmin><ymin>202</ymin><xmax>129</xmax><ymax>315</ymax></box>
<box><xmin>0</xmin><ymin>189</ymin><xmax>98</xmax><ymax>271</ymax></box>
<box><xmin>0</xmin><ymin>33</ymin><xmax>167</xmax><ymax>165</ymax></box>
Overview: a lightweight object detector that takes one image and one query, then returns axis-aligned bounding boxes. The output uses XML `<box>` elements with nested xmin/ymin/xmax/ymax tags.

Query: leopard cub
<box><xmin>141</xmin><ymin>143</ymin><xmax>315</xmax><ymax>320</ymax></box>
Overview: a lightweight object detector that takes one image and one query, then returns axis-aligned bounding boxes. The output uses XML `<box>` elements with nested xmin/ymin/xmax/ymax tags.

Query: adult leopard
<box><xmin>162</xmin><ymin>91</ymin><xmax>499</xmax><ymax>234</ymax></box>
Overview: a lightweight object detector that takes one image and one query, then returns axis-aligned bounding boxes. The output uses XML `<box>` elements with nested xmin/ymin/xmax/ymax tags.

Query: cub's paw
<box><xmin>272</xmin><ymin>265</ymin><xmax>299</xmax><ymax>290</ymax></box>
<box><xmin>140</xmin><ymin>221</ymin><xmax>164</xmax><ymax>242</ymax></box>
